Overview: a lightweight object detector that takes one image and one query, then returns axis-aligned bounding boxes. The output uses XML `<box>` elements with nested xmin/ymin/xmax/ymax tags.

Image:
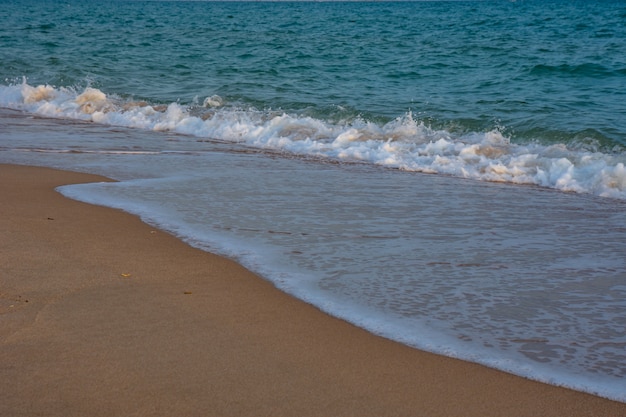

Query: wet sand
<box><xmin>1</xmin><ymin>163</ymin><xmax>624</xmax><ymax>417</ymax></box>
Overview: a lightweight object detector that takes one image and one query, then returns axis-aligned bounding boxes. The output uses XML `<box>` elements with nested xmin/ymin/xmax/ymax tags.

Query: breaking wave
<box><xmin>2</xmin><ymin>81</ymin><xmax>625</xmax><ymax>199</ymax></box>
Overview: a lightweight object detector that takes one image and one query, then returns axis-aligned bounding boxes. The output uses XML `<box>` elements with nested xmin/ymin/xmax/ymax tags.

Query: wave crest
<box><xmin>2</xmin><ymin>81</ymin><xmax>625</xmax><ymax>199</ymax></box>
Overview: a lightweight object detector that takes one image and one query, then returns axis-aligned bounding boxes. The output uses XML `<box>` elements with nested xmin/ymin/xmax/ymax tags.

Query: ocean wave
<box><xmin>2</xmin><ymin>81</ymin><xmax>625</xmax><ymax>200</ymax></box>
<box><xmin>529</xmin><ymin>63</ymin><xmax>619</xmax><ymax>78</ymax></box>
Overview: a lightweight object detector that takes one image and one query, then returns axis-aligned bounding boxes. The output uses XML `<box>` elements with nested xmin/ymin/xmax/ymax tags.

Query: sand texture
<box><xmin>1</xmin><ymin>164</ymin><xmax>625</xmax><ymax>417</ymax></box>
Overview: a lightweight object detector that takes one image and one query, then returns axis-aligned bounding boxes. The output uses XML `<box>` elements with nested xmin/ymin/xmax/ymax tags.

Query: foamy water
<box><xmin>2</xmin><ymin>82</ymin><xmax>625</xmax><ymax>200</ymax></box>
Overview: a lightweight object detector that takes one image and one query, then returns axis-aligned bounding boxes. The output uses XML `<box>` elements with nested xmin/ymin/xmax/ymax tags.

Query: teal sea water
<box><xmin>2</xmin><ymin>0</ymin><xmax>626</xmax><ymax>402</ymax></box>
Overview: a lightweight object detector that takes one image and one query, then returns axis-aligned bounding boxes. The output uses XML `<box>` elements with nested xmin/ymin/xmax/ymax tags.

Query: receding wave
<box><xmin>2</xmin><ymin>81</ymin><xmax>625</xmax><ymax>200</ymax></box>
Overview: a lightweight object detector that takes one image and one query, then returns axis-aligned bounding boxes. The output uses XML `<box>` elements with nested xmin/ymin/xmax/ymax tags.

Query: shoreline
<box><xmin>1</xmin><ymin>163</ymin><xmax>625</xmax><ymax>416</ymax></box>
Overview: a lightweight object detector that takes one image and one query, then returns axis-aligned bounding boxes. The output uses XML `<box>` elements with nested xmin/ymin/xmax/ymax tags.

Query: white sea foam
<box><xmin>55</xmin><ymin>150</ymin><xmax>626</xmax><ymax>403</ymax></box>
<box><xmin>2</xmin><ymin>81</ymin><xmax>625</xmax><ymax>199</ymax></box>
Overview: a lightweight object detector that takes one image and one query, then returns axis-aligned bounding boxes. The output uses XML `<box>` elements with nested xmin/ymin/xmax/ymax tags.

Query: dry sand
<box><xmin>1</xmin><ymin>163</ymin><xmax>625</xmax><ymax>417</ymax></box>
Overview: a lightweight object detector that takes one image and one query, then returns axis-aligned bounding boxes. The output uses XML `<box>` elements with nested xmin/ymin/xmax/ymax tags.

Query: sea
<box><xmin>1</xmin><ymin>0</ymin><xmax>625</xmax><ymax>402</ymax></box>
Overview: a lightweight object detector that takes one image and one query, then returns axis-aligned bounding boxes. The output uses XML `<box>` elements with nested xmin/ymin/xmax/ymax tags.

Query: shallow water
<box><xmin>2</xmin><ymin>108</ymin><xmax>625</xmax><ymax>401</ymax></box>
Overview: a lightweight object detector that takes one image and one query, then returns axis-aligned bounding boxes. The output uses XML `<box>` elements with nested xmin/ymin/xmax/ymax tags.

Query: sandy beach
<box><xmin>1</xmin><ymin>163</ymin><xmax>624</xmax><ymax>417</ymax></box>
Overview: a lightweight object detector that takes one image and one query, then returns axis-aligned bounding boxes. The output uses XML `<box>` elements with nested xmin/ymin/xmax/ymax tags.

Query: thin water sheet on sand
<box><xmin>1</xmin><ymin>164</ymin><xmax>626</xmax><ymax>416</ymax></box>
